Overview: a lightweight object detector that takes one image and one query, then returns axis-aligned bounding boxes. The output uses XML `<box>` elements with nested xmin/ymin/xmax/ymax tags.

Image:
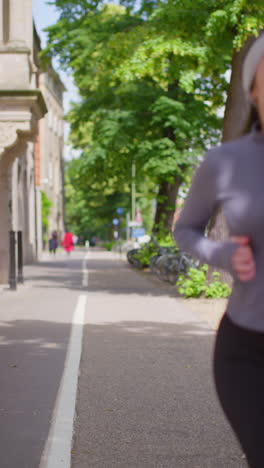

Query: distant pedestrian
<box><xmin>62</xmin><ymin>230</ymin><xmax>74</xmax><ymax>254</ymax></box>
<box><xmin>49</xmin><ymin>231</ymin><xmax>58</xmax><ymax>255</ymax></box>
<box><xmin>174</xmin><ymin>35</ymin><xmax>264</xmax><ymax>468</ymax></box>
<box><xmin>73</xmin><ymin>234</ymin><xmax>79</xmax><ymax>245</ymax></box>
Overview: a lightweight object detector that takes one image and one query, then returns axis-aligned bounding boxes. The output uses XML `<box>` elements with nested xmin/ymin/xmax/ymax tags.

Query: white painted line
<box><xmin>39</xmin><ymin>295</ymin><xmax>87</xmax><ymax>468</ymax></box>
<box><xmin>82</xmin><ymin>251</ymin><xmax>90</xmax><ymax>287</ymax></box>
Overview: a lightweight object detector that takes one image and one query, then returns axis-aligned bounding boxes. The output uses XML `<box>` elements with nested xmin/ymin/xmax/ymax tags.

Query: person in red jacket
<box><xmin>62</xmin><ymin>230</ymin><xmax>74</xmax><ymax>254</ymax></box>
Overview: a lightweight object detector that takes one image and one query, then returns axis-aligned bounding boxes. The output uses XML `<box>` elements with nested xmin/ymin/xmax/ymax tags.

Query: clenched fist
<box><xmin>231</xmin><ymin>236</ymin><xmax>256</xmax><ymax>282</ymax></box>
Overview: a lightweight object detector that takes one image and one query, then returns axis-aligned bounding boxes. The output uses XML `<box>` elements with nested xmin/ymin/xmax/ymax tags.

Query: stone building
<box><xmin>11</xmin><ymin>143</ymin><xmax>37</xmax><ymax>263</ymax></box>
<box><xmin>0</xmin><ymin>0</ymin><xmax>65</xmax><ymax>284</ymax></box>
<box><xmin>38</xmin><ymin>65</ymin><xmax>65</xmax><ymax>247</ymax></box>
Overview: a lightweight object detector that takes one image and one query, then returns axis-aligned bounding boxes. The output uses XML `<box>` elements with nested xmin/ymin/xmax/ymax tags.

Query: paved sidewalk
<box><xmin>72</xmin><ymin>250</ymin><xmax>245</xmax><ymax>468</ymax></box>
<box><xmin>176</xmin><ymin>297</ymin><xmax>227</xmax><ymax>331</ymax></box>
<box><xmin>0</xmin><ymin>250</ymin><xmax>244</xmax><ymax>468</ymax></box>
<box><xmin>123</xmin><ymin>261</ymin><xmax>228</xmax><ymax>331</ymax></box>
<box><xmin>0</xmin><ymin>252</ymin><xmax>85</xmax><ymax>468</ymax></box>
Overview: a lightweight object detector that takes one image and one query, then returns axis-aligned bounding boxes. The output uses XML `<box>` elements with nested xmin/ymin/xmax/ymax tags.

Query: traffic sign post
<box><xmin>128</xmin><ymin>221</ymin><xmax>141</xmax><ymax>227</ymax></box>
<box><xmin>132</xmin><ymin>228</ymin><xmax>145</xmax><ymax>239</ymax></box>
<box><xmin>135</xmin><ymin>209</ymin><xmax>143</xmax><ymax>226</ymax></box>
<box><xmin>126</xmin><ymin>212</ymin><xmax>130</xmax><ymax>240</ymax></box>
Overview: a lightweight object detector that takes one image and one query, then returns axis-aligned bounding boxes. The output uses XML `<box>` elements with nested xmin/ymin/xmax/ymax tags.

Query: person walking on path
<box><xmin>62</xmin><ymin>230</ymin><xmax>74</xmax><ymax>254</ymax></box>
<box><xmin>48</xmin><ymin>231</ymin><xmax>58</xmax><ymax>255</ymax></box>
<box><xmin>174</xmin><ymin>34</ymin><xmax>264</xmax><ymax>468</ymax></box>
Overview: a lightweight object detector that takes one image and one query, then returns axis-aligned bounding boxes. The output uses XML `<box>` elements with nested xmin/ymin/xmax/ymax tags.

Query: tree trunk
<box><xmin>152</xmin><ymin>90</ymin><xmax>183</xmax><ymax>236</ymax></box>
<box><xmin>208</xmin><ymin>37</ymin><xmax>255</xmax><ymax>284</ymax></box>
<box><xmin>153</xmin><ymin>174</ymin><xmax>182</xmax><ymax>235</ymax></box>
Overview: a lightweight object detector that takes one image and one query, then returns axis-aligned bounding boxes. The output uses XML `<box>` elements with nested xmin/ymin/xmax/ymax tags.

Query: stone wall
<box><xmin>39</xmin><ymin>69</ymin><xmax>65</xmax><ymax>245</ymax></box>
<box><xmin>0</xmin><ymin>0</ymin><xmax>47</xmax><ymax>283</ymax></box>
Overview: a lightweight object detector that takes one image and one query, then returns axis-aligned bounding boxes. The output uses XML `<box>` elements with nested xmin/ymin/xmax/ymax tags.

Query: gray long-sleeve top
<box><xmin>174</xmin><ymin>127</ymin><xmax>264</xmax><ymax>331</ymax></box>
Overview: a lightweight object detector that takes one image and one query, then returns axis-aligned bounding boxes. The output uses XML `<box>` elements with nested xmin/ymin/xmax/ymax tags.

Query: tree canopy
<box><xmin>44</xmin><ymin>0</ymin><xmax>264</xmax><ymax>239</ymax></box>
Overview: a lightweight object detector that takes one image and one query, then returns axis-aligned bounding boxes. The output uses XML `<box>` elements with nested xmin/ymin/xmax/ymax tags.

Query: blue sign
<box><xmin>116</xmin><ymin>207</ymin><xmax>124</xmax><ymax>215</ymax></box>
<box><xmin>132</xmin><ymin>228</ymin><xmax>145</xmax><ymax>238</ymax></box>
<box><xmin>112</xmin><ymin>218</ymin><xmax>119</xmax><ymax>225</ymax></box>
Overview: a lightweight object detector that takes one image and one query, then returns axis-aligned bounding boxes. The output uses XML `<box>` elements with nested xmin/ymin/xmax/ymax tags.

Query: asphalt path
<box><xmin>0</xmin><ymin>250</ymin><xmax>84</xmax><ymax>468</ymax></box>
<box><xmin>0</xmin><ymin>249</ymin><xmax>247</xmax><ymax>468</ymax></box>
<box><xmin>71</xmin><ymin>250</ymin><xmax>246</xmax><ymax>468</ymax></box>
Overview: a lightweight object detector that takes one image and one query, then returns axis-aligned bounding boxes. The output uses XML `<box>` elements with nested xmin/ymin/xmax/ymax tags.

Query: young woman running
<box><xmin>174</xmin><ymin>35</ymin><xmax>264</xmax><ymax>468</ymax></box>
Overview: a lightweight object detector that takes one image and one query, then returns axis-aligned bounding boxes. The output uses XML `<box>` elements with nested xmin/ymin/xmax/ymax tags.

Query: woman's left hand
<box><xmin>231</xmin><ymin>236</ymin><xmax>256</xmax><ymax>282</ymax></box>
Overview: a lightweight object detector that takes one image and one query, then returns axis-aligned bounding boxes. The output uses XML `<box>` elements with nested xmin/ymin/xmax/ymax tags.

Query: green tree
<box><xmin>65</xmin><ymin>157</ymin><xmax>132</xmax><ymax>239</ymax></box>
<box><xmin>44</xmin><ymin>0</ymin><xmax>264</xmax><ymax>236</ymax></box>
<box><xmin>44</xmin><ymin>1</ymin><xmax>221</xmax><ymax>234</ymax></box>
<box><xmin>41</xmin><ymin>191</ymin><xmax>52</xmax><ymax>247</ymax></box>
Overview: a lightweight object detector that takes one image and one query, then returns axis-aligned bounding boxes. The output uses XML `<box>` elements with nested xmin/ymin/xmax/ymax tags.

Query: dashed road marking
<box><xmin>39</xmin><ymin>294</ymin><xmax>86</xmax><ymax>468</ymax></box>
<box><xmin>82</xmin><ymin>251</ymin><xmax>90</xmax><ymax>287</ymax></box>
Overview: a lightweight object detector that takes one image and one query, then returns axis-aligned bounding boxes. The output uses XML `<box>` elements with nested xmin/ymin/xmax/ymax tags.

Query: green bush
<box><xmin>41</xmin><ymin>191</ymin><xmax>52</xmax><ymax>232</ymax></box>
<box><xmin>102</xmin><ymin>241</ymin><xmax>115</xmax><ymax>251</ymax></box>
<box><xmin>205</xmin><ymin>272</ymin><xmax>231</xmax><ymax>298</ymax></box>
<box><xmin>177</xmin><ymin>265</ymin><xmax>208</xmax><ymax>298</ymax></box>
<box><xmin>134</xmin><ymin>242</ymin><xmax>159</xmax><ymax>266</ymax></box>
<box><xmin>41</xmin><ymin>191</ymin><xmax>52</xmax><ymax>248</ymax></box>
<box><xmin>176</xmin><ymin>265</ymin><xmax>231</xmax><ymax>299</ymax></box>
<box><xmin>157</xmin><ymin>233</ymin><xmax>176</xmax><ymax>248</ymax></box>
<box><xmin>134</xmin><ymin>236</ymin><xmax>179</xmax><ymax>267</ymax></box>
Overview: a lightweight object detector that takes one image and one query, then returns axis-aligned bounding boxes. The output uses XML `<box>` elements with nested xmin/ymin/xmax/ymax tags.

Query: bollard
<box><xmin>17</xmin><ymin>231</ymin><xmax>24</xmax><ymax>284</ymax></box>
<box><xmin>9</xmin><ymin>231</ymin><xmax>17</xmax><ymax>290</ymax></box>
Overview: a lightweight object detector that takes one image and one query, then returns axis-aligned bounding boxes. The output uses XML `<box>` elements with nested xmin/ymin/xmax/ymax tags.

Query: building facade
<box><xmin>11</xmin><ymin>143</ymin><xmax>37</xmax><ymax>263</ymax></box>
<box><xmin>39</xmin><ymin>67</ymin><xmax>65</xmax><ymax>246</ymax></box>
<box><xmin>0</xmin><ymin>0</ymin><xmax>47</xmax><ymax>283</ymax></box>
<box><xmin>0</xmin><ymin>0</ymin><xmax>65</xmax><ymax>283</ymax></box>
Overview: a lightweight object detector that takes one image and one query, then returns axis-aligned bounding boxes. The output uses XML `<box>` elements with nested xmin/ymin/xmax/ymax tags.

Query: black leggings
<box><xmin>214</xmin><ymin>314</ymin><xmax>264</xmax><ymax>468</ymax></box>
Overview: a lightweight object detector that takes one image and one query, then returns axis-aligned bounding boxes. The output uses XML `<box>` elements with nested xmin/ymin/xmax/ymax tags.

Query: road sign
<box><xmin>128</xmin><ymin>221</ymin><xmax>141</xmax><ymax>227</ymax></box>
<box><xmin>132</xmin><ymin>228</ymin><xmax>145</xmax><ymax>238</ymax></box>
<box><xmin>135</xmin><ymin>209</ymin><xmax>143</xmax><ymax>225</ymax></box>
<box><xmin>112</xmin><ymin>218</ymin><xmax>119</xmax><ymax>225</ymax></box>
<box><xmin>116</xmin><ymin>207</ymin><xmax>124</xmax><ymax>215</ymax></box>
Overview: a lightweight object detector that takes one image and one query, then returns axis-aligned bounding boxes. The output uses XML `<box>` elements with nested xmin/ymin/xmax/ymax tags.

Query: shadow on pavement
<box><xmin>72</xmin><ymin>319</ymin><xmax>246</xmax><ymax>468</ymax></box>
<box><xmin>25</xmin><ymin>256</ymin><xmax>179</xmax><ymax>297</ymax></box>
<box><xmin>0</xmin><ymin>314</ymin><xmax>245</xmax><ymax>468</ymax></box>
<box><xmin>0</xmin><ymin>319</ymin><xmax>71</xmax><ymax>468</ymax></box>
